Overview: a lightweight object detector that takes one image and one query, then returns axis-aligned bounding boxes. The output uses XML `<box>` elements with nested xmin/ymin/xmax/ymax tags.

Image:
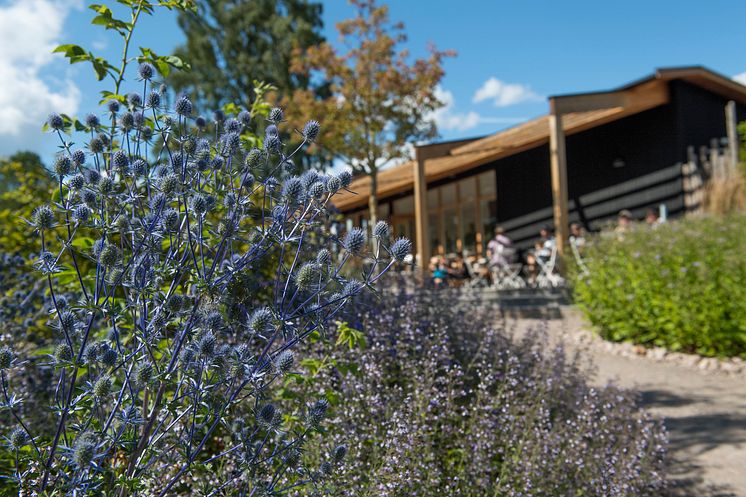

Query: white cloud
<box><xmin>733</xmin><ymin>72</ymin><xmax>746</xmax><ymax>86</ymax></box>
<box><xmin>473</xmin><ymin>77</ymin><xmax>542</xmax><ymax>107</ymax></box>
<box><xmin>431</xmin><ymin>86</ymin><xmax>526</xmax><ymax>132</ymax></box>
<box><xmin>0</xmin><ymin>0</ymin><xmax>81</xmax><ymax>154</ymax></box>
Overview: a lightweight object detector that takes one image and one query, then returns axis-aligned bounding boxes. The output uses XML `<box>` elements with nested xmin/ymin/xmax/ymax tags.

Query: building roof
<box><xmin>333</xmin><ymin>66</ymin><xmax>746</xmax><ymax>212</ymax></box>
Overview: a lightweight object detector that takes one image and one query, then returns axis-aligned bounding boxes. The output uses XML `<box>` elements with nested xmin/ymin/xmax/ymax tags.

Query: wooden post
<box><xmin>725</xmin><ymin>100</ymin><xmax>739</xmax><ymax>174</ymax></box>
<box><xmin>549</xmin><ymin>112</ymin><xmax>569</xmax><ymax>260</ymax></box>
<box><xmin>413</xmin><ymin>151</ymin><xmax>430</xmax><ymax>278</ymax></box>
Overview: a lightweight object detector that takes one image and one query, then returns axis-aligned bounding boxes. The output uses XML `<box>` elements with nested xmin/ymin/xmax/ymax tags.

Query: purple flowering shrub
<box><xmin>292</xmin><ymin>290</ymin><xmax>668</xmax><ymax>496</ymax></box>
<box><xmin>0</xmin><ymin>67</ymin><xmax>411</xmax><ymax>496</ymax></box>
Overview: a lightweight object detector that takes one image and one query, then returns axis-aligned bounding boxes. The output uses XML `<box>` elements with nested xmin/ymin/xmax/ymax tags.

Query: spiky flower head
<box><xmin>307</xmin><ymin>398</ymin><xmax>329</xmax><ymax>428</ymax></box>
<box><xmin>8</xmin><ymin>428</ymin><xmax>28</xmax><ymax>451</ymax></box>
<box><xmin>135</xmin><ymin>362</ymin><xmax>153</xmax><ymax>385</ymax></box>
<box><xmin>112</xmin><ymin>150</ymin><xmax>129</xmax><ymax>170</ymax></box>
<box><xmin>69</xmin><ymin>174</ymin><xmax>85</xmax><ymax>189</ymax></box>
<box><xmin>191</xmin><ymin>193</ymin><xmax>210</xmax><ymax>215</ymax></box>
<box><xmin>309</xmin><ymin>181</ymin><xmax>324</xmax><ymax>199</ymax></box>
<box><xmin>332</xmin><ymin>444</ymin><xmax>347</xmax><ymax>463</ymax></box>
<box><xmin>295</xmin><ymin>262</ymin><xmax>317</xmax><ymax>290</ymax></box>
<box><xmin>244</xmin><ymin>148</ymin><xmax>262</xmax><ymax>169</ymax></box>
<box><xmin>107</xmin><ymin>100</ymin><xmax>120</xmax><ymax>114</ymax></box>
<box><xmin>138</xmin><ymin>62</ymin><xmax>154</xmax><ymax>80</ymax></box>
<box><xmin>390</xmin><ymin>237</ymin><xmax>412</xmax><ymax>262</ymax></box>
<box><xmin>132</xmin><ymin>159</ymin><xmax>147</xmax><ymax>176</ymax></box>
<box><xmin>317</xmin><ymin>249</ymin><xmax>331</xmax><ymax>266</ymax></box>
<box><xmin>373</xmin><ymin>221</ymin><xmax>390</xmax><ymax>239</ymax></box>
<box><xmin>222</xmin><ymin>131</ymin><xmax>241</xmax><ymax>154</ymax></box>
<box><xmin>54</xmin><ymin>343</ymin><xmax>73</xmax><ymax>363</ymax></box>
<box><xmin>72</xmin><ymin>434</ymin><xmax>97</xmax><ymax>468</ymax></box>
<box><xmin>89</xmin><ymin>136</ymin><xmax>104</xmax><ymax>154</ymax></box>
<box><xmin>238</xmin><ymin>110</ymin><xmax>251</xmax><ymax>127</ymax></box>
<box><xmin>47</xmin><ymin>113</ymin><xmax>64</xmax><ymax>130</ymax></box>
<box><xmin>342</xmin><ymin>279</ymin><xmax>363</xmax><ymax>298</ymax></box>
<box><xmin>344</xmin><ymin>228</ymin><xmax>367</xmax><ymax>255</ymax></box>
<box><xmin>159</xmin><ymin>174</ymin><xmax>180</xmax><ymax>196</ymax></box>
<box><xmin>53</xmin><ymin>156</ymin><xmax>72</xmax><ymax>177</ymax></box>
<box><xmin>257</xmin><ymin>404</ymin><xmax>276</xmax><ymax>426</ymax></box>
<box><xmin>303</xmin><ymin>120</ymin><xmax>321</xmax><ymax>142</ymax></box>
<box><xmin>225</xmin><ymin>118</ymin><xmax>242</xmax><ymax>134</ymax></box>
<box><xmin>264</xmin><ymin>134</ymin><xmax>281</xmax><ymax>154</ymax></box>
<box><xmin>195</xmin><ymin>115</ymin><xmax>207</xmax><ymax>129</ymax></box>
<box><xmin>282</xmin><ymin>177</ymin><xmax>304</xmax><ymax>203</ymax></box>
<box><xmin>326</xmin><ymin>175</ymin><xmax>341</xmax><ymax>194</ymax></box>
<box><xmin>100</xmin><ymin>346</ymin><xmax>117</xmax><ymax>367</ymax></box>
<box><xmin>268</xmin><ymin>107</ymin><xmax>284</xmax><ymax>123</ymax></box>
<box><xmin>145</xmin><ymin>90</ymin><xmax>161</xmax><ymax>109</ymax></box>
<box><xmin>127</xmin><ymin>93</ymin><xmax>142</xmax><ymax>109</ymax></box>
<box><xmin>85</xmin><ymin>113</ymin><xmax>100</xmax><ymax>129</ymax></box>
<box><xmin>249</xmin><ymin>308</ymin><xmax>274</xmax><ymax>334</ymax></box>
<box><xmin>93</xmin><ymin>375</ymin><xmax>112</xmax><ymax>398</ymax></box>
<box><xmin>73</xmin><ymin>205</ymin><xmax>90</xmax><ymax>222</ymax></box>
<box><xmin>162</xmin><ymin>208</ymin><xmax>180</xmax><ymax>232</ymax></box>
<box><xmin>0</xmin><ymin>346</ymin><xmax>13</xmax><ymax>369</ymax></box>
<box><xmin>175</xmin><ymin>95</ymin><xmax>192</xmax><ymax>116</ymax></box>
<box><xmin>98</xmin><ymin>244</ymin><xmax>118</xmax><ymax>268</ymax></box>
<box><xmin>32</xmin><ymin>205</ymin><xmax>55</xmax><ymax>230</ymax></box>
<box><xmin>120</xmin><ymin>111</ymin><xmax>135</xmax><ymax>131</ymax></box>
<box><xmin>274</xmin><ymin>350</ymin><xmax>294</xmax><ymax>374</ymax></box>
<box><xmin>197</xmin><ymin>332</ymin><xmax>216</xmax><ymax>358</ymax></box>
<box><xmin>98</xmin><ymin>176</ymin><xmax>114</xmax><ymax>195</ymax></box>
<box><xmin>71</xmin><ymin>149</ymin><xmax>86</xmax><ymax>165</ymax></box>
<box><xmin>338</xmin><ymin>170</ymin><xmax>352</xmax><ymax>188</ymax></box>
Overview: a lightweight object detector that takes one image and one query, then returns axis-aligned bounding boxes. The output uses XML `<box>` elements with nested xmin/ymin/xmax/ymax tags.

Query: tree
<box><xmin>0</xmin><ymin>152</ymin><xmax>51</xmax><ymax>253</ymax></box>
<box><xmin>169</xmin><ymin>0</ymin><xmax>325</xmax><ymax>110</ymax></box>
<box><xmin>289</xmin><ymin>0</ymin><xmax>454</xmax><ymax>225</ymax></box>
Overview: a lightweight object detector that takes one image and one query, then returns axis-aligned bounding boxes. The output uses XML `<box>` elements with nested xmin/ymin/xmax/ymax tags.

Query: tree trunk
<box><xmin>368</xmin><ymin>169</ymin><xmax>378</xmax><ymax>228</ymax></box>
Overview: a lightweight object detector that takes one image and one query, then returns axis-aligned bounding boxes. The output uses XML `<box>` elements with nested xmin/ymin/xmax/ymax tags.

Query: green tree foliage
<box><xmin>0</xmin><ymin>152</ymin><xmax>52</xmax><ymax>253</ymax></box>
<box><xmin>168</xmin><ymin>0</ymin><xmax>325</xmax><ymax>110</ymax></box>
<box><xmin>289</xmin><ymin>0</ymin><xmax>454</xmax><ymax>225</ymax></box>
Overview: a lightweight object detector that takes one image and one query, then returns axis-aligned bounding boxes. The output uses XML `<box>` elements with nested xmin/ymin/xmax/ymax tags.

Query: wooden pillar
<box><xmin>549</xmin><ymin>112</ymin><xmax>569</xmax><ymax>259</ymax></box>
<box><xmin>413</xmin><ymin>152</ymin><xmax>430</xmax><ymax>278</ymax></box>
<box><xmin>725</xmin><ymin>100</ymin><xmax>739</xmax><ymax>174</ymax></box>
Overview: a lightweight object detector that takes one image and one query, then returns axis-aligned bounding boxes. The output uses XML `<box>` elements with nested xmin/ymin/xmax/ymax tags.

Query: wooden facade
<box><xmin>333</xmin><ymin>67</ymin><xmax>746</xmax><ymax>265</ymax></box>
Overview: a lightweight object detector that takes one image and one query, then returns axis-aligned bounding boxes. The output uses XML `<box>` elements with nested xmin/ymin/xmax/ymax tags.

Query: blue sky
<box><xmin>3</xmin><ymin>0</ymin><xmax>746</xmax><ymax>160</ymax></box>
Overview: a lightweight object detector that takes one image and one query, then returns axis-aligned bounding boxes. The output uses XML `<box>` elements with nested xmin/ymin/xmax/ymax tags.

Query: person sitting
<box><xmin>486</xmin><ymin>226</ymin><xmax>515</xmax><ymax>268</ymax></box>
<box><xmin>536</xmin><ymin>226</ymin><xmax>555</xmax><ymax>263</ymax></box>
<box><xmin>569</xmin><ymin>223</ymin><xmax>587</xmax><ymax>254</ymax></box>
<box><xmin>431</xmin><ymin>256</ymin><xmax>448</xmax><ymax>287</ymax></box>
<box><xmin>645</xmin><ymin>208</ymin><xmax>660</xmax><ymax>228</ymax></box>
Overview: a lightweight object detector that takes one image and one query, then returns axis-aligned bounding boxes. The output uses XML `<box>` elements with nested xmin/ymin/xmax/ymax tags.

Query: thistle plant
<box><xmin>0</xmin><ymin>73</ymin><xmax>410</xmax><ymax>495</ymax></box>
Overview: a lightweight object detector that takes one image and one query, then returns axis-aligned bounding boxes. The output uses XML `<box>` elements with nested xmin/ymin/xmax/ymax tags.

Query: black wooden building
<box><xmin>333</xmin><ymin>66</ymin><xmax>746</xmax><ymax>260</ymax></box>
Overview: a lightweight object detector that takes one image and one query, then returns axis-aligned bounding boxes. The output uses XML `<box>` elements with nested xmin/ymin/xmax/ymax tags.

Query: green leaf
<box><xmin>53</xmin><ymin>44</ymin><xmax>90</xmax><ymax>64</ymax></box>
<box><xmin>89</xmin><ymin>4</ymin><xmax>131</xmax><ymax>32</ymax></box>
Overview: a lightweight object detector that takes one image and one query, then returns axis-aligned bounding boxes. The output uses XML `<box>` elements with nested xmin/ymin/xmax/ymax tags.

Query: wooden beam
<box><xmin>549</xmin><ymin>113</ymin><xmax>569</xmax><ymax>260</ymax></box>
<box><xmin>413</xmin><ymin>152</ymin><xmax>430</xmax><ymax>278</ymax></box>
<box><xmin>551</xmin><ymin>91</ymin><xmax>628</xmax><ymax>114</ymax></box>
<box><xmin>726</xmin><ymin>100</ymin><xmax>739</xmax><ymax>174</ymax></box>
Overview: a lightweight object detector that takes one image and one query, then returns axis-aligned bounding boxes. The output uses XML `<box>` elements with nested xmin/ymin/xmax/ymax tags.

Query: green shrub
<box><xmin>571</xmin><ymin>214</ymin><xmax>746</xmax><ymax>357</ymax></box>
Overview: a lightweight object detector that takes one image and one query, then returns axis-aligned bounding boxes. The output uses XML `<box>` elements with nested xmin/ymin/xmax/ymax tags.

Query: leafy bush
<box><xmin>0</xmin><ymin>76</ymin><xmax>410</xmax><ymax>496</ymax></box>
<box><xmin>290</xmin><ymin>290</ymin><xmax>668</xmax><ymax>496</ymax></box>
<box><xmin>571</xmin><ymin>214</ymin><xmax>746</xmax><ymax>357</ymax></box>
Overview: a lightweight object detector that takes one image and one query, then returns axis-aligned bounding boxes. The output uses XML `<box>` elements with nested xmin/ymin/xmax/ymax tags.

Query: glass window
<box><xmin>478</xmin><ymin>170</ymin><xmax>496</xmax><ymax>196</ymax></box>
<box><xmin>444</xmin><ymin>207</ymin><xmax>459</xmax><ymax>254</ymax></box>
<box><xmin>428</xmin><ymin>212</ymin><xmax>441</xmax><ymax>255</ymax></box>
<box><xmin>441</xmin><ymin>183</ymin><xmax>457</xmax><ymax>205</ymax></box>
<box><xmin>461</xmin><ymin>203</ymin><xmax>477</xmax><ymax>255</ymax></box>
<box><xmin>459</xmin><ymin>176</ymin><xmax>477</xmax><ymax>201</ymax></box>
<box><xmin>393</xmin><ymin>195</ymin><xmax>414</xmax><ymax>215</ymax></box>
<box><xmin>479</xmin><ymin>198</ymin><xmax>498</xmax><ymax>252</ymax></box>
<box><xmin>378</xmin><ymin>203</ymin><xmax>390</xmax><ymax>221</ymax></box>
<box><xmin>427</xmin><ymin>187</ymin><xmax>439</xmax><ymax>208</ymax></box>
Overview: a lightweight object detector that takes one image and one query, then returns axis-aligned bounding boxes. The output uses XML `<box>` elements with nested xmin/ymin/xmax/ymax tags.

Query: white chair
<box><xmin>570</xmin><ymin>237</ymin><xmax>589</xmax><ymax>277</ymax></box>
<box><xmin>536</xmin><ymin>246</ymin><xmax>564</xmax><ymax>288</ymax></box>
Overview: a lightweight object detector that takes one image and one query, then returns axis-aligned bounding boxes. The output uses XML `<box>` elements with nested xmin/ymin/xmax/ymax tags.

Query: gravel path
<box><xmin>506</xmin><ymin>306</ymin><xmax>746</xmax><ymax>497</ymax></box>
